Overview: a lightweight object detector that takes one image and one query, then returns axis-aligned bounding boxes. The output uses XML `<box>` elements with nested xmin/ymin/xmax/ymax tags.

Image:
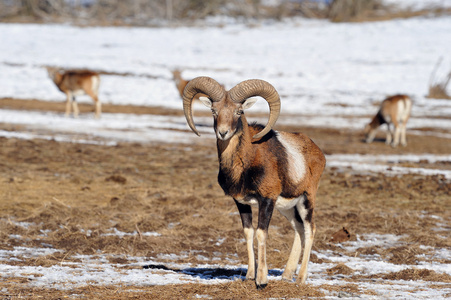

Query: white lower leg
<box><xmin>282</xmin><ymin>230</ymin><xmax>302</xmax><ymax>281</ymax></box>
<box><xmin>392</xmin><ymin>127</ymin><xmax>401</xmax><ymax>147</ymax></box>
<box><xmin>65</xmin><ymin>94</ymin><xmax>71</xmax><ymax>117</ymax></box>
<box><xmin>256</xmin><ymin>228</ymin><xmax>268</xmax><ymax>287</ymax></box>
<box><xmin>95</xmin><ymin>101</ymin><xmax>101</xmax><ymax>119</ymax></box>
<box><xmin>385</xmin><ymin>127</ymin><xmax>392</xmax><ymax>145</ymax></box>
<box><xmin>366</xmin><ymin>130</ymin><xmax>377</xmax><ymax>143</ymax></box>
<box><xmin>243</xmin><ymin>227</ymin><xmax>255</xmax><ymax>280</ymax></box>
<box><xmin>401</xmin><ymin>125</ymin><xmax>407</xmax><ymax>146</ymax></box>
<box><xmin>278</xmin><ymin>208</ymin><xmax>303</xmax><ymax>281</ymax></box>
<box><xmin>72</xmin><ymin>101</ymin><xmax>80</xmax><ymax>118</ymax></box>
<box><xmin>297</xmin><ymin>224</ymin><xmax>314</xmax><ymax>284</ymax></box>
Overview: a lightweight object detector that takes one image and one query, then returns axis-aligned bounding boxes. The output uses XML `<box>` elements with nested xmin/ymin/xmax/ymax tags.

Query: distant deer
<box><xmin>47</xmin><ymin>67</ymin><xmax>101</xmax><ymax>118</ymax></box>
<box><xmin>364</xmin><ymin>95</ymin><xmax>412</xmax><ymax>147</ymax></box>
<box><xmin>172</xmin><ymin>69</ymin><xmax>190</xmax><ymax>99</ymax></box>
<box><xmin>172</xmin><ymin>69</ymin><xmax>222</xmax><ymax>101</ymax></box>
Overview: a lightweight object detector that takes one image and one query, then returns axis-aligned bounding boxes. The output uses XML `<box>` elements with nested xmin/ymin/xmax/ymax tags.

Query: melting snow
<box><xmin>0</xmin><ymin>232</ymin><xmax>449</xmax><ymax>299</ymax></box>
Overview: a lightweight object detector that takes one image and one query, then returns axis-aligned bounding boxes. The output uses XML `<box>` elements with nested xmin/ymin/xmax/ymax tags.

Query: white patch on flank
<box><xmin>400</xmin><ymin>98</ymin><xmax>412</xmax><ymax>122</ymax></box>
<box><xmin>277</xmin><ymin>132</ymin><xmax>306</xmax><ymax>183</ymax></box>
<box><xmin>397</xmin><ymin>100</ymin><xmax>405</xmax><ymax>122</ymax></box>
<box><xmin>91</xmin><ymin>76</ymin><xmax>100</xmax><ymax>93</ymax></box>
<box><xmin>72</xmin><ymin>89</ymin><xmax>86</xmax><ymax>96</ymax></box>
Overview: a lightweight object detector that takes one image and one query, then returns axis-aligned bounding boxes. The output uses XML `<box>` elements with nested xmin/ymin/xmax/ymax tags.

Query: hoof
<box><xmin>296</xmin><ymin>277</ymin><xmax>307</xmax><ymax>285</ymax></box>
<box><xmin>256</xmin><ymin>283</ymin><xmax>267</xmax><ymax>290</ymax></box>
<box><xmin>281</xmin><ymin>273</ymin><xmax>294</xmax><ymax>282</ymax></box>
<box><xmin>282</xmin><ymin>277</ymin><xmax>293</xmax><ymax>282</ymax></box>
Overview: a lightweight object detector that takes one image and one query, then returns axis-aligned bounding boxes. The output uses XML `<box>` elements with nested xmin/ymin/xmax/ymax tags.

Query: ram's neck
<box><xmin>217</xmin><ymin>115</ymin><xmax>253</xmax><ymax>173</ymax></box>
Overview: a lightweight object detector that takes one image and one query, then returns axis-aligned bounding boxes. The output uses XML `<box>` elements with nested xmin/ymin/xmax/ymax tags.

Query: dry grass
<box><xmin>427</xmin><ymin>57</ymin><xmax>451</xmax><ymax>100</ymax></box>
<box><xmin>428</xmin><ymin>82</ymin><xmax>451</xmax><ymax>100</ymax></box>
<box><xmin>0</xmin><ymin>101</ymin><xmax>450</xmax><ymax>298</ymax></box>
<box><xmin>0</xmin><ymin>280</ymin><xmax>325</xmax><ymax>300</ymax></box>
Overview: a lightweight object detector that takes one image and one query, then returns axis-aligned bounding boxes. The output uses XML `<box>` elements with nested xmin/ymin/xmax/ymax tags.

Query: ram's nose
<box><xmin>218</xmin><ymin>130</ymin><xmax>229</xmax><ymax>140</ymax></box>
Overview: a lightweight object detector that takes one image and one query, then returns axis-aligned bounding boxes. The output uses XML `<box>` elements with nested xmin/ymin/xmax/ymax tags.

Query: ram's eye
<box><xmin>235</xmin><ymin>110</ymin><xmax>243</xmax><ymax>116</ymax></box>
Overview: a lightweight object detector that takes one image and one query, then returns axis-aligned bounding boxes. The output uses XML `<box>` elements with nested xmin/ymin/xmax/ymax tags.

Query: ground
<box><xmin>0</xmin><ymin>99</ymin><xmax>450</xmax><ymax>299</ymax></box>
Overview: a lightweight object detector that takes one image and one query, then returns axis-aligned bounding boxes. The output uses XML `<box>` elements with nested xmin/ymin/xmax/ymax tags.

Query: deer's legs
<box><xmin>400</xmin><ymin>123</ymin><xmax>407</xmax><ymax>146</ymax></box>
<box><xmin>65</xmin><ymin>93</ymin><xmax>72</xmax><ymax>117</ymax></box>
<box><xmin>385</xmin><ymin>123</ymin><xmax>393</xmax><ymax>145</ymax></box>
<box><xmin>72</xmin><ymin>96</ymin><xmax>80</xmax><ymax>118</ymax></box>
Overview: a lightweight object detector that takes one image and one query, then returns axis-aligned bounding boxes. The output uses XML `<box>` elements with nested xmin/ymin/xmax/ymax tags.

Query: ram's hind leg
<box><xmin>278</xmin><ymin>206</ymin><xmax>303</xmax><ymax>282</ymax></box>
<box><xmin>296</xmin><ymin>193</ymin><xmax>316</xmax><ymax>284</ymax></box>
<box><xmin>234</xmin><ymin>200</ymin><xmax>255</xmax><ymax>281</ymax></box>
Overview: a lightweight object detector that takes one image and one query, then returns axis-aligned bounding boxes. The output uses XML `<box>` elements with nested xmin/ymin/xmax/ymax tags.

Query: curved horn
<box><xmin>229</xmin><ymin>79</ymin><xmax>281</xmax><ymax>140</ymax></box>
<box><xmin>182</xmin><ymin>76</ymin><xmax>226</xmax><ymax>136</ymax></box>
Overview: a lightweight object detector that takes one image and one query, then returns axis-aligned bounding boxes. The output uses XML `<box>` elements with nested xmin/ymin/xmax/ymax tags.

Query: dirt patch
<box><xmin>327</xmin><ymin>263</ymin><xmax>354</xmax><ymax>276</ymax></box>
<box><xmin>105</xmin><ymin>174</ymin><xmax>127</xmax><ymax>184</ymax></box>
<box><xmin>382</xmin><ymin>268</ymin><xmax>451</xmax><ymax>282</ymax></box>
<box><xmin>388</xmin><ymin>246</ymin><xmax>425</xmax><ymax>265</ymax></box>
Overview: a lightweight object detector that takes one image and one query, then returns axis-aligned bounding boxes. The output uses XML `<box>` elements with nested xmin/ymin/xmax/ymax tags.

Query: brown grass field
<box><xmin>0</xmin><ymin>99</ymin><xmax>450</xmax><ymax>299</ymax></box>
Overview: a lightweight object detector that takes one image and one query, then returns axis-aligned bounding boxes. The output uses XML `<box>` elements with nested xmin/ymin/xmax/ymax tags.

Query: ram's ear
<box><xmin>199</xmin><ymin>96</ymin><xmax>212</xmax><ymax>108</ymax></box>
<box><xmin>242</xmin><ymin>98</ymin><xmax>258</xmax><ymax>110</ymax></box>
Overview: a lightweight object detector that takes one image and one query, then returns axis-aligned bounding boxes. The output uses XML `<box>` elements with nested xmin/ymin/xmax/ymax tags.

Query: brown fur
<box><xmin>183</xmin><ymin>77</ymin><xmax>326</xmax><ymax>288</ymax></box>
<box><xmin>218</xmin><ymin>122</ymin><xmax>325</xmax><ymax>201</ymax></box>
<box><xmin>365</xmin><ymin>94</ymin><xmax>412</xmax><ymax>147</ymax></box>
<box><xmin>205</xmin><ymin>95</ymin><xmax>325</xmax><ymax>287</ymax></box>
<box><xmin>47</xmin><ymin>67</ymin><xmax>101</xmax><ymax>118</ymax></box>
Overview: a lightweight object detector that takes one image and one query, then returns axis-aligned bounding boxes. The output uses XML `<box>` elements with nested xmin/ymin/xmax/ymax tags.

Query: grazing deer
<box><xmin>47</xmin><ymin>67</ymin><xmax>101</xmax><ymax>118</ymax></box>
<box><xmin>364</xmin><ymin>94</ymin><xmax>412</xmax><ymax>147</ymax></box>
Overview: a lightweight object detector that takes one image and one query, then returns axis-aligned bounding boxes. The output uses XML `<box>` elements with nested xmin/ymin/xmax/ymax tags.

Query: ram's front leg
<box><xmin>234</xmin><ymin>200</ymin><xmax>255</xmax><ymax>281</ymax></box>
<box><xmin>256</xmin><ymin>197</ymin><xmax>275</xmax><ymax>289</ymax></box>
